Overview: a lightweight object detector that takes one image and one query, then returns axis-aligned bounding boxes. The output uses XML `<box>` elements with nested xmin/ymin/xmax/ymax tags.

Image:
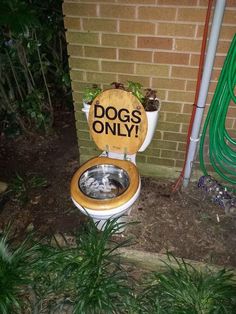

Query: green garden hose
<box><xmin>199</xmin><ymin>34</ymin><xmax>236</xmax><ymax>187</ymax></box>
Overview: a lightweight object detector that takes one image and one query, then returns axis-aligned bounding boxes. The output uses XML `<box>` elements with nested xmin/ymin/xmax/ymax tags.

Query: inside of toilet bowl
<box><xmin>79</xmin><ymin>164</ymin><xmax>129</xmax><ymax>200</ymax></box>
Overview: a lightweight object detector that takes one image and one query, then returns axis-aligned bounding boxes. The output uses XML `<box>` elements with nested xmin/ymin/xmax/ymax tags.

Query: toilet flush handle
<box><xmin>124</xmin><ymin>148</ymin><xmax>127</xmax><ymax>160</ymax></box>
<box><xmin>105</xmin><ymin>145</ymin><xmax>109</xmax><ymax>157</ymax></box>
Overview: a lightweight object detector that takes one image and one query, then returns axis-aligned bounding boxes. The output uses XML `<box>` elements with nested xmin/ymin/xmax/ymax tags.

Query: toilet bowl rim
<box><xmin>71</xmin><ymin>156</ymin><xmax>140</xmax><ymax>211</ymax></box>
<box><xmin>71</xmin><ymin>180</ymin><xmax>141</xmax><ymax>218</ymax></box>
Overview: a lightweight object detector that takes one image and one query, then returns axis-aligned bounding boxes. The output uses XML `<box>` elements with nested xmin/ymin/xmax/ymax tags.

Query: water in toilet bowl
<box><xmin>79</xmin><ymin>164</ymin><xmax>129</xmax><ymax>200</ymax></box>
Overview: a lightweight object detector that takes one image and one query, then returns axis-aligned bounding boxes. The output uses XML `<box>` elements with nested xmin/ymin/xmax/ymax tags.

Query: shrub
<box><xmin>138</xmin><ymin>255</ymin><xmax>236</xmax><ymax>314</ymax></box>
<box><xmin>0</xmin><ymin>0</ymin><xmax>71</xmax><ymax>136</ymax></box>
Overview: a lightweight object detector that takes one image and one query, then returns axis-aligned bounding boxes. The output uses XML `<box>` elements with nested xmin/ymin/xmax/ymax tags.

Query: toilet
<box><xmin>71</xmin><ymin>89</ymin><xmax>159</xmax><ymax>230</ymax></box>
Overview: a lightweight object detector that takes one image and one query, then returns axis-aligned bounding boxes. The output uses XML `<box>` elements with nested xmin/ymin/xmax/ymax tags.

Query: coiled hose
<box><xmin>199</xmin><ymin>34</ymin><xmax>236</xmax><ymax>187</ymax></box>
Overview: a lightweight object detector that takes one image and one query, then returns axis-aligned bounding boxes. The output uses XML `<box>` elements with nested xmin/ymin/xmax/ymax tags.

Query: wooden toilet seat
<box><xmin>71</xmin><ymin>156</ymin><xmax>139</xmax><ymax>211</ymax></box>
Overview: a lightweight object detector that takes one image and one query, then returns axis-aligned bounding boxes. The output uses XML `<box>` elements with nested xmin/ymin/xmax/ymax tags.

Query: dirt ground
<box><xmin>0</xmin><ymin>110</ymin><xmax>236</xmax><ymax>268</ymax></box>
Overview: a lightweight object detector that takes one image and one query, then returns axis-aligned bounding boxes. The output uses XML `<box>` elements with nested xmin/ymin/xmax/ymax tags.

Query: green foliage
<box><xmin>0</xmin><ymin>0</ymin><xmax>71</xmax><ymax>136</ymax></box>
<box><xmin>0</xmin><ymin>227</ymin><xmax>41</xmax><ymax>314</ymax></box>
<box><xmin>0</xmin><ymin>220</ymin><xmax>235</xmax><ymax>313</ymax></box>
<box><xmin>34</xmin><ymin>218</ymin><xmax>135</xmax><ymax>313</ymax></box>
<box><xmin>127</xmin><ymin>81</ymin><xmax>145</xmax><ymax>104</ymax></box>
<box><xmin>127</xmin><ymin>81</ymin><xmax>160</xmax><ymax>111</ymax></box>
<box><xmin>9</xmin><ymin>173</ymin><xmax>47</xmax><ymax>204</ymax></box>
<box><xmin>71</xmin><ymin>219</ymin><xmax>134</xmax><ymax>313</ymax></box>
<box><xmin>83</xmin><ymin>84</ymin><xmax>102</xmax><ymax>104</ymax></box>
<box><xmin>138</xmin><ymin>255</ymin><xmax>236</xmax><ymax>314</ymax></box>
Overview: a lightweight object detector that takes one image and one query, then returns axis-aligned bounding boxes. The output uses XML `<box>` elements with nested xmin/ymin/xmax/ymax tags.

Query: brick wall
<box><xmin>63</xmin><ymin>0</ymin><xmax>236</xmax><ymax>178</ymax></box>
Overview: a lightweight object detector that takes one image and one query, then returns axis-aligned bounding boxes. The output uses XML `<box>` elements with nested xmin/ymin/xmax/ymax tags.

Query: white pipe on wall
<box><xmin>183</xmin><ymin>0</ymin><xmax>226</xmax><ymax>188</ymax></box>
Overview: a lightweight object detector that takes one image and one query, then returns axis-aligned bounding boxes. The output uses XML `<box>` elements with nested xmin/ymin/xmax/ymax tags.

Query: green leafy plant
<box><xmin>83</xmin><ymin>84</ymin><xmax>102</xmax><ymax>104</ymax></box>
<box><xmin>90</xmin><ymin>80</ymin><xmax>160</xmax><ymax>112</ymax></box>
<box><xmin>32</xmin><ymin>218</ymin><xmax>135</xmax><ymax>313</ymax></box>
<box><xmin>143</xmin><ymin>88</ymin><xmax>160</xmax><ymax>112</ymax></box>
<box><xmin>0</xmin><ymin>0</ymin><xmax>71</xmax><ymax>136</ymax></box>
<box><xmin>9</xmin><ymin>173</ymin><xmax>47</xmax><ymax>204</ymax></box>
<box><xmin>1</xmin><ymin>219</ymin><xmax>236</xmax><ymax>313</ymax></box>
<box><xmin>71</xmin><ymin>218</ymin><xmax>135</xmax><ymax>313</ymax></box>
<box><xmin>127</xmin><ymin>81</ymin><xmax>145</xmax><ymax>104</ymax></box>
<box><xmin>127</xmin><ymin>81</ymin><xmax>160</xmax><ymax>111</ymax></box>
<box><xmin>0</xmin><ymin>227</ymin><xmax>41</xmax><ymax>314</ymax></box>
<box><xmin>138</xmin><ymin>255</ymin><xmax>236</xmax><ymax>314</ymax></box>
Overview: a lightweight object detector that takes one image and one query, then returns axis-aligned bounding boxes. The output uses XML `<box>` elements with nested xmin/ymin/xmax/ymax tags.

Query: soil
<box><xmin>0</xmin><ymin>110</ymin><xmax>236</xmax><ymax>268</ymax></box>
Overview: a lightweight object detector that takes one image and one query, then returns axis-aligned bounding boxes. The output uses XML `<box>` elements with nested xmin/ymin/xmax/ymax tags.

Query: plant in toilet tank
<box><xmin>143</xmin><ymin>88</ymin><xmax>160</xmax><ymax>112</ymax></box>
<box><xmin>82</xmin><ymin>84</ymin><xmax>102</xmax><ymax>106</ymax></box>
<box><xmin>83</xmin><ymin>81</ymin><xmax>160</xmax><ymax>112</ymax></box>
<box><xmin>111</xmin><ymin>81</ymin><xmax>125</xmax><ymax>90</ymax></box>
<box><xmin>127</xmin><ymin>81</ymin><xmax>160</xmax><ymax>112</ymax></box>
<box><xmin>127</xmin><ymin>81</ymin><xmax>145</xmax><ymax>104</ymax></box>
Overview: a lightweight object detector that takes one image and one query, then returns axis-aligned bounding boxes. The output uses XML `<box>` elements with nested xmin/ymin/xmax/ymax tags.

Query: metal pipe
<box><xmin>183</xmin><ymin>0</ymin><xmax>226</xmax><ymax>188</ymax></box>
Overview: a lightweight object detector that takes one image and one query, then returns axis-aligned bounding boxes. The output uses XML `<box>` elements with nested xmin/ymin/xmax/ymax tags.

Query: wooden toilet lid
<box><xmin>88</xmin><ymin>89</ymin><xmax>147</xmax><ymax>155</ymax></box>
<box><xmin>70</xmin><ymin>157</ymin><xmax>139</xmax><ymax>210</ymax></box>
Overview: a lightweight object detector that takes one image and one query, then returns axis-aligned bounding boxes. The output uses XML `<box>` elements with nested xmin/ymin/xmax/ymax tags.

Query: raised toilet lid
<box><xmin>71</xmin><ymin>157</ymin><xmax>139</xmax><ymax>210</ymax></box>
<box><xmin>88</xmin><ymin>89</ymin><xmax>148</xmax><ymax>155</ymax></box>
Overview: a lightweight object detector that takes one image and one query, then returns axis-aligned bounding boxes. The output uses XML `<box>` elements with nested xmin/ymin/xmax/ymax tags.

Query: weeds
<box><xmin>9</xmin><ymin>173</ymin><xmax>47</xmax><ymax>204</ymax></box>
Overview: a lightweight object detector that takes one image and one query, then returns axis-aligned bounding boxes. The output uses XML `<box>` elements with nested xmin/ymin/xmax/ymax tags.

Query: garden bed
<box><xmin>0</xmin><ymin>110</ymin><xmax>236</xmax><ymax>268</ymax></box>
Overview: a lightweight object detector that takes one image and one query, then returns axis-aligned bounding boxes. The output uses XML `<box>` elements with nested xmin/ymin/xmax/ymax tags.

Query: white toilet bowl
<box><xmin>71</xmin><ymin>89</ymin><xmax>159</xmax><ymax>230</ymax></box>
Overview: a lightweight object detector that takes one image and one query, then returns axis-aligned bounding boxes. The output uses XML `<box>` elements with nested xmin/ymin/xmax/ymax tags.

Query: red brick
<box><xmin>136</xmin><ymin>63</ymin><xmax>169</xmax><ymax>77</ymax></box>
<box><xmin>175</xmin><ymin>39</ymin><xmax>202</xmax><ymax>53</ymax></box>
<box><xmin>223</xmin><ymin>9</ymin><xmax>236</xmax><ymax>24</ymax></box>
<box><xmin>83</xmin><ymin>18</ymin><xmax>117</xmax><ymax>32</ymax></box>
<box><xmin>102</xmin><ymin>34</ymin><xmax>136</xmax><ymax>48</ymax></box>
<box><xmin>161</xmin><ymin>150</ymin><xmax>185</xmax><ymax>160</ymax></box>
<box><xmin>66</xmin><ymin>32</ymin><xmax>99</xmax><ymax>45</ymax></box>
<box><xmin>177</xmin><ymin>8</ymin><xmax>206</xmax><ymax>23</ymax></box>
<box><xmin>163</xmin><ymin>131</ymin><xmax>187</xmax><ymax>142</ymax></box>
<box><xmin>87</xmin><ymin>72</ymin><xmax>117</xmax><ymax>84</ymax></box>
<box><xmin>186</xmin><ymin>80</ymin><xmax>197</xmax><ymax>92</ymax></box>
<box><xmin>217</xmin><ymin>41</ymin><xmax>232</xmax><ymax>54</ymax></box>
<box><xmin>147</xmin><ymin>157</ymin><xmax>175</xmax><ymax>167</ymax></box>
<box><xmin>63</xmin><ymin>3</ymin><xmax>97</xmax><ymax>17</ymax></box>
<box><xmin>158</xmin><ymin>0</ymin><xmax>197</xmax><ymax>4</ymax></box>
<box><xmin>100</xmin><ymin>4</ymin><xmax>135</xmax><ymax>19</ymax></box>
<box><xmin>120</xmin><ymin>21</ymin><xmax>155</xmax><ymax>35</ymax></box>
<box><xmin>64</xmin><ymin>17</ymin><xmax>81</xmax><ymax>30</ymax></box>
<box><xmin>168</xmin><ymin>91</ymin><xmax>195</xmax><ymax>103</ymax></box>
<box><xmin>119</xmin><ymin>49</ymin><xmax>152</xmax><ymax>62</ymax></box>
<box><xmin>152</xmin><ymin>78</ymin><xmax>185</xmax><ymax>91</ymax></box>
<box><xmin>138</xmin><ymin>7</ymin><xmax>176</xmax><ymax>21</ymax></box>
<box><xmin>102</xmin><ymin>60</ymin><xmax>134</xmax><ymax>74</ymax></box>
<box><xmin>67</xmin><ymin>45</ymin><xmax>84</xmax><ymax>57</ymax></box>
<box><xmin>84</xmin><ymin>46</ymin><xmax>116</xmax><ymax>59</ymax></box>
<box><xmin>69</xmin><ymin>58</ymin><xmax>99</xmax><ymax>71</ymax></box>
<box><xmin>118</xmin><ymin>0</ymin><xmax>155</xmax><ymax>3</ymax></box>
<box><xmin>161</xmin><ymin>102</ymin><xmax>182</xmax><ymax>113</ymax></box>
<box><xmin>171</xmin><ymin>66</ymin><xmax>198</xmax><ymax>79</ymax></box>
<box><xmin>182</xmin><ymin>103</ymin><xmax>193</xmax><ymax>114</ymax></box>
<box><xmin>118</xmin><ymin>74</ymin><xmax>150</xmax><ymax>87</ymax></box>
<box><xmin>154</xmin><ymin>52</ymin><xmax>189</xmax><ymax>65</ymax></box>
<box><xmin>138</xmin><ymin>37</ymin><xmax>172</xmax><ymax>49</ymax></box>
<box><xmin>157</xmin><ymin>23</ymin><xmax>196</xmax><ymax>37</ymax></box>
